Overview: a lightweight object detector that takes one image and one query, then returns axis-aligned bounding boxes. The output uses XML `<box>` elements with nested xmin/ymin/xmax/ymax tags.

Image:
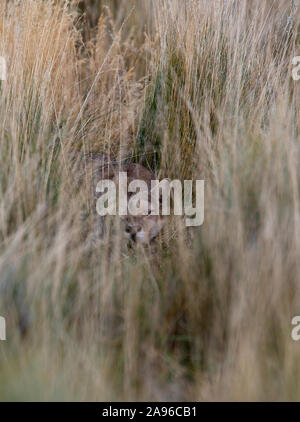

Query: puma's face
<box><xmin>123</xmin><ymin>196</ymin><xmax>166</xmax><ymax>244</ymax></box>
<box><xmin>81</xmin><ymin>157</ymin><xmax>166</xmax><ymax>244</ymax></box>
<box><xmin>123</xmin><ymin>214</ymin><xmax>166</xmax><ymax>244</ymax></box>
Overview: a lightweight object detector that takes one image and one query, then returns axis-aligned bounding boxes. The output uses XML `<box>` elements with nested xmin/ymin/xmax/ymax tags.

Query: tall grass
<box><xmin>0</xmin><ymin>0</ymin><xmax>300</xmax><ymax>400</ymax></box>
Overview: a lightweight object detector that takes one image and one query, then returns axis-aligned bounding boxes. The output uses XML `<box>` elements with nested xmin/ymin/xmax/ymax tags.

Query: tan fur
<box><xmin>76</xmin><ymin>153</ymin><xmax>166</xmax><ymax>245</ymax></box>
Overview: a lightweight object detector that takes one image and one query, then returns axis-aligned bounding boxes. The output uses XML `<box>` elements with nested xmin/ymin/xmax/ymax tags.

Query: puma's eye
<box><xmin>125</xmin><ymin>227</ymin><xmax>131</xmax><ymax>233</ymax></box>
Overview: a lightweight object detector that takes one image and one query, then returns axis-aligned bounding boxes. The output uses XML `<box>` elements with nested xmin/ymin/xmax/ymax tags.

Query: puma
<box><xmin>76</xmin><ymin>153</ymin><xmax>166</xmax><ymax>245</ymax></box>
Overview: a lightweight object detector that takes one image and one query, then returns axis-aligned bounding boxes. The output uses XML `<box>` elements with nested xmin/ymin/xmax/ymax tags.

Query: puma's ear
<box><xmin>122</xmin><ymin>163</ymin><xmax>139</xmax><ymax>177</ymax></box>
<box><xmin>78</xmin><ymin>152</ymin><xmax>119</xmax><ymax>181</ymax></box>
<box><xmin>98</xmin><ymin>164</ymin><xmax>119</xmax><ymax>180</ymax></box>
<box><xmin>121</xmin><ymin>163</ymin><xmax>130</xmax><ymax>174</ymax></box>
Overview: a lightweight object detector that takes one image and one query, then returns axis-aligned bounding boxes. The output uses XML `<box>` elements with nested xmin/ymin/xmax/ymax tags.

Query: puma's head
<box><xmin>79</xmin><ymin>154</ymin><xmax>166</xmax><ymax>245</ymax></box>
<box><xmin>123</xmin><ymin>213</ymin><xmax>166</xmax><ymax>244</ymax></box>
<box><xmin>119</xmin><ymin>164</ymin><xmax>166</xmax><ymax>245</ymax></box>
